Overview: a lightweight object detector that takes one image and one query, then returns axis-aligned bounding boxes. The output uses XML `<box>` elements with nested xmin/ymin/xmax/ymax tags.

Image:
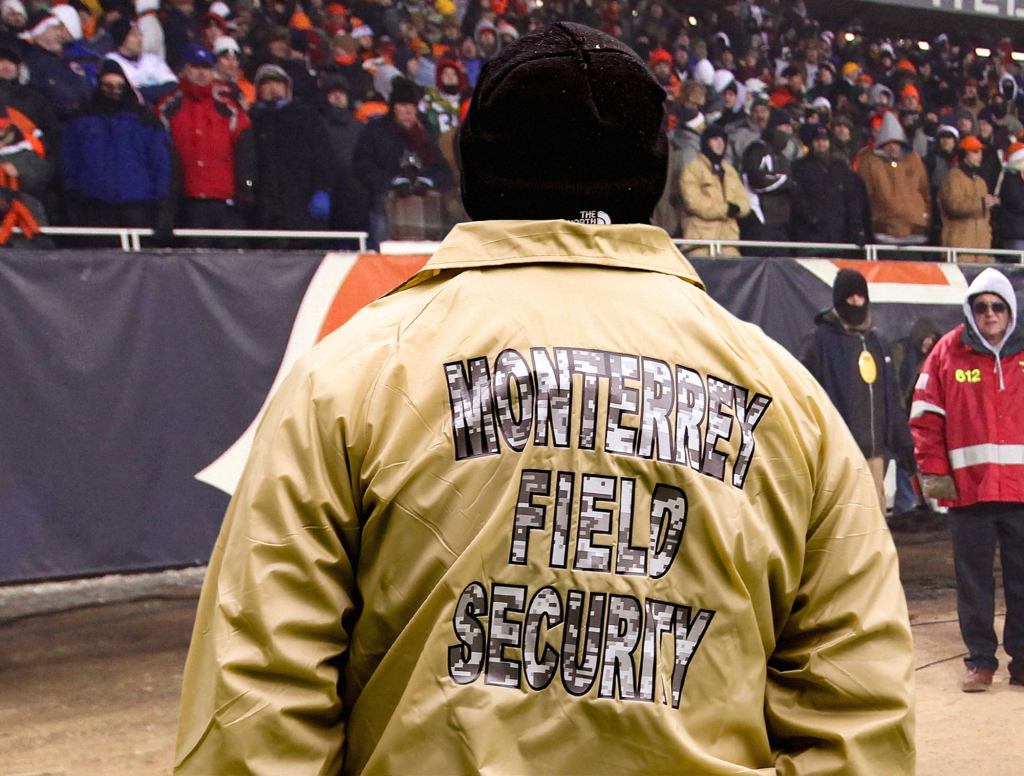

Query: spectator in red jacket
<box><xmin>911</xmin><ymin>268</ymin><xmax>1024</xmax><ymax>693</ymax></box>
<box><xmin>157</xmin><ymin>43</ymin><xmax>254</xmax><ymax>235</ymax></box>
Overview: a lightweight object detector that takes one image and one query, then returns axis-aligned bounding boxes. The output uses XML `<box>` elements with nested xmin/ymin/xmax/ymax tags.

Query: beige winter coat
<box><xmin>175</xmin><ymin>220</ymin><xmax>915</xmax><ymax>776</ymax></box>
<box><xmin>938</xmin><ymin>166</ymin><xmax>993</xmax><ymax>263</ymax></box>
<box><xmin>680</xmin><ymin>154</ymin><xmax>750</xmax><ymax>255</ymax></box>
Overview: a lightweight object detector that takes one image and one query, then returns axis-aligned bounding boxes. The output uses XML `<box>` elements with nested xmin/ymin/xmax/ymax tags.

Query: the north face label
<box><xmin>570</xmin><ymin>210</ymin><xmax>611</xmax><ymax>225</ymax></box>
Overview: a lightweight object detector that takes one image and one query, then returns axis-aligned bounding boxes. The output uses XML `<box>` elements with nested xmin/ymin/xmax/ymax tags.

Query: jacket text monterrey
<box><xmin>443</xmin><ymin>346</ymin><xmax>773</xmax><ymax>708</ymax></box>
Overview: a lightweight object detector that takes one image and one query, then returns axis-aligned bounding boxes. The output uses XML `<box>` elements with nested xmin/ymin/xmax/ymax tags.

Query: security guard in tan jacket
<box><xmin>175</xmin><ymin>23</ymin><xmax>915</xmax><ymax>776</ymax></box>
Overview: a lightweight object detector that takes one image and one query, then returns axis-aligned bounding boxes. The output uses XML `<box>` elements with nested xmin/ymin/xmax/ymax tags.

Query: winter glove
<box><xmin>307</xmin><ymin>190</ymin><xmax>331</xmax><ymax>222</ymax></box>
<box><xmin>726</xmin><ymin>202</ymin><xmax>740</xmax><ymax>218</ymax></box>
<box><xmin>920</xmin><ymin>474</ymin><xmax>958</xmax><ymax>500</ymax></box>
<box><xmin>389</xmin><ymin>176</ymin><xmax>413</xmax><ymax>198</ymax></box>
<box><xmin>412</xmin><ymin>176</ymin><xmax>435</xmax><ymax>196</ymax></box>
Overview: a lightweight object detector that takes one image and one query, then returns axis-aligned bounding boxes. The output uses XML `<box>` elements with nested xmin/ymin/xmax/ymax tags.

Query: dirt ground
<box><xmin>2</xmin><ymin>516</ymin><xmax>1022</xmax><ymax>776</ymax></box>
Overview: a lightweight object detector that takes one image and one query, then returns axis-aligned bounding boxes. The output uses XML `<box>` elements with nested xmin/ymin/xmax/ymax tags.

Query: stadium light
<box><xmin>976</xmin><ymin>47</ymin><xmax>992</xmax><ymax>57</ymax></box>
<box><xmin>844</xmin><ymin>32</ymin><xmax>856</xmax><ymax>42</ymax></box>
<box><xmin>918</xmin><ymin>41</ymin><xmax>930</xmax><ymax>51</ymax></box>
<box><xmin>688</xmin><ymin>16</ymin><xmax>697</xmax><ymax>25</ymax></box>
<box><xmin>1014</xmin><ymin>52</ymin><xmax>1024</xmax><ymax>62</ymax></box>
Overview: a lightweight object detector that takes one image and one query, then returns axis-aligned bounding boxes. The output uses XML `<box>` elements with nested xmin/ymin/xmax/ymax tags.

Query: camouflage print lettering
<box><xmin>532</xmin><ymin>347</ymin><xmax>573</xmax><ymax>448</ymax></box>
<box><xmin>605</xmin><ymin>353</ymin><xmax>640</xmax><ymax>456</ymax></box>
<box><xmin>702</xmin><ymin>377</ymin><xmax>735</xmax><ymax>481</ymax></box>
<box><xmin>486</xmin><ymin>584</ymin><xmax>527</xmax><ymax>689</ymax></box>
<box><xmin>448</xmin><ymin>582</ymin><xmax>488</xmax><ymax>685</ymax></box>
<box><xmin>550</xmin><ymin>471</ymin><xmax>575</xmax><ymax>569</ymax></box>
<box><xmin>523</xmin><ymin>586</ymin><xmax>563</xmax><ymax>691</ymax></box>
<box><xmin>570</xmin><ymin>349</ymin><xmax>609</xmax><ymax>451</ymax></box>
<box><xmin>510</xmin><ymin>469</ymin><xmax>551</xmax><ymax>565</ymax></box>
<box><xmin>669</xmin><ymin>607</ymin><xmax>715</xmax><ymax>709</ymax></box>
<box><xmin>674</xmin><ymin>366</ymin><xmax>705</xmax><ymax>471</ymax></box>
<box><xmin>732</xmin><ymin>388</ymin><xmax>772</xmax><ymax>489</ymax></box>
<box><xmin>444</xmin><ymin>358</ymin><xmax>500</xmax><ymax>460</ymax></box>
<box><xmin>493</xmin><ymin>349</ymin><xmax>535</xmax><ymax>452</ymax></box>
<box><xmin>574</xmin><ymin>474</ymin><xmax>616</xmax><ymax>573</ymax></box>
<box><xmin>638</xmin><ymin>599</ymin><xmax>676</xmax><ymax>702</ymax></box>
<box><xmin>637</xmin><ymin>358</ymin><xmax>675</xmax><ymax>462</ymax></box>
<box><xmin>649</xmin><ymin>484</ymin><xmax>687</xmax><ymax>579</ymax></box>
<box><xmin>599</xmin><ymin>595</ymin><xmax>642</xmax><ymax>700</ymax></box>
<box><xmin>561</xmin><ymin>589</ymin><xmax>607</xmax><ymax>696</ymax></box>
<box><xmin>615</xmin><ymin>478</ymin><xmax>646</xmax><ymax>576</ymax></box>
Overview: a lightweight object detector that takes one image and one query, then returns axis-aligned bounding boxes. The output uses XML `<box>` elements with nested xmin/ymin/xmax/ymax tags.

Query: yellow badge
<box><xmin>858</xmin><ymin>349</ymin><xmax>877</xmax><ymax>384</ymax></box>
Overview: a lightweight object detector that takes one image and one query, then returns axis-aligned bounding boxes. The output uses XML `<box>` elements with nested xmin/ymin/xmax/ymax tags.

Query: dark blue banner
<box><xmin>0</xmin><ymin>250</ymin><xmax>1018</xmax><ymax>583</ymax></box>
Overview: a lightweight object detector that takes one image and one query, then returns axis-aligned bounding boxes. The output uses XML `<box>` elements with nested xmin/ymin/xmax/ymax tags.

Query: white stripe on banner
<box><xmin>910</xmin><ymin>400</ymin><xmax>945</xmax><ymax>419</ymax></box>
<box><xmin>194</xmin><ymin>251</ymin><xmax>359</xmax><ymax>495</ymax></box>
<box><xmin>949</xmin><ymin>444</ymin><xmax>1024</xmax><ymax>469</ymax></box>
<box><xmin>794</xmin><ymin>260</ymin><xmax>970</xmax><ymax>305</ymax></box>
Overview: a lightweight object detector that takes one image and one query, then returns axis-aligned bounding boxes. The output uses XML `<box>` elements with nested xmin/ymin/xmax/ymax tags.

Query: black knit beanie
<box><xmin>459</xmin><ymin>22</ymin><xmax>668</xmax><ymax>224</ymax></box>
<box><xmin>389</xmin><ymin>75</ymin><xmax>420</xmax><ymax>108</ymax></box>
<box><xmin>108</xmin><ymin>17</ymin><xmax>133</xmax><ymax>49</ymax></box>
<box><xmin>833</xmin><ymin>268</ymin><xmax>869</xmax><ymax>325</ymax></box>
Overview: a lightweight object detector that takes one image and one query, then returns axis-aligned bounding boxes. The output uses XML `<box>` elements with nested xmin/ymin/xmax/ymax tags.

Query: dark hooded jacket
<box><xmin>24</xmin><ymin>41</ymin><xmax>92</xmax><ymax>121</ymax></box>
<box><xmin>250</xmin><ymin>69</ymin><xmax>334</xmax><ymax>229</ymax></box>
<box><xmin>0</xmin><ymin>73</ymin><xmax>59</xmax><ymax>155</ymax></box>
<box><xmin>317</xmin><ymin>81</ymin><xmax>369</xmax><ymax>231</ymax></box>
<box><xmin>741</xmin><ymin>127</ymin><xmax>795</xmax><ymax>228</ymax></box>
<box><xmin>791</xmin><ymin>149</ymin><xmax>867</xmax><ymax>244</ymax></box>
<box><xmin>800</xmin><ymin>308</ymin><xmax>915</xmax><ymax>468</ymax></box>
<box><xmin>352</xmin><ymin>106</ymin><xmax>452</xmax><ymax>200</ymax></box>
<box><xmin>892</xmin><ymin>317</ymin><xmax>942</xmax><ymax>408</ymax></box>
<box><xmin>999</xmin><ymin>168</ymin><xmax>1024</xmax><ymax>242</ymax></box>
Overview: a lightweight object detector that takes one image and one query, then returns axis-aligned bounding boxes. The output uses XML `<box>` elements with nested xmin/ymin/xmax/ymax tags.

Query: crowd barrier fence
<box><xmin>11</xmin><ymin>228</ymin><xmax>1024</xmax><ymax>263</ymax></box>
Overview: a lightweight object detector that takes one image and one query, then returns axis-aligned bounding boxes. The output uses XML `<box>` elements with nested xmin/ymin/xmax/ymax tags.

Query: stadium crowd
<box><xmin>1</xmin><ymin>0</ymin><xmax>1024</xmax><ymax>254</ymax></box>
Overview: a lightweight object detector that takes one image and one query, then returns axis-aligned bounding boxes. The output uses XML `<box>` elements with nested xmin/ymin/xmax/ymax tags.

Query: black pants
<box><xmin>179</xmin><ymin>199</ymin><xmax>249</xmax><ymax>248</ymax></box>
<box><xmin>950</xmin><ymin>504</ymin><xmax>1024</xmax><ymax>675</ymax></box>
<box><xmin>66</xmin><ymin>195</ymin><xmax>154</xmax><ymax>228</ymax></box>
<box><xmin>739</xmin><ymin>219</ymin><xmax>791</xmax><ymax>257</ymax></box>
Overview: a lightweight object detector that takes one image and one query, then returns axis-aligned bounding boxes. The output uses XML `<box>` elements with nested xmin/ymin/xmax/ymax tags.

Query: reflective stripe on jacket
<box><xmin>911</xmin><ymin>322</ymin><xmax>1024</xmax><ymax>506</ymax></box>
<box><xmin>175</xmin><ymin>220</ymin><xmax>914</xmax><ymax>776</ymax></box>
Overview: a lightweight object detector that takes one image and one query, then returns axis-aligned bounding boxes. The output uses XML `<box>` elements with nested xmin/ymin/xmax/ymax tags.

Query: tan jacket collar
<box><xmin>393</xmin><ymin>220</ymin><xmax>705</xmax><ymax>293</ymax></box>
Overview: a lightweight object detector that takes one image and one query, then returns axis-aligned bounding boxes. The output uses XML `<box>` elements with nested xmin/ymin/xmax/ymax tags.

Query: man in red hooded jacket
<box><xmin>911</xmin><ymin>267</ymin><xmax>1024</xmax><ymax>692</ymax></box>
<box><xmin>157</xmin><ymin>43</ymin><xmax>254</xmax><ymax>234</ymax></box>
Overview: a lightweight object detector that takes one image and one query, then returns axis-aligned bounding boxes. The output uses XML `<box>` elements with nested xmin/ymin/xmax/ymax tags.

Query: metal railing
<box><xmin>9</xmin><ymin>227</ymin><xmax>1024</xmax><ymax>263</ymax></box>
<box><xmin>12</xmin><ymin>226</ymin><xmax>371</xmax><ymax>252</ymax></box>
<box><xmin>673</xmin><ymin>238</ymin><xmax>1024</xmax><ymax>262</ymax></box>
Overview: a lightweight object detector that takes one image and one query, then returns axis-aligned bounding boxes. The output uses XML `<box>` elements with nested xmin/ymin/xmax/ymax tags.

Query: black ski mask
<box><xmin>833</xmin><ymin>268</ymin><xmax>869</xmax><ymax>327</ymax></box>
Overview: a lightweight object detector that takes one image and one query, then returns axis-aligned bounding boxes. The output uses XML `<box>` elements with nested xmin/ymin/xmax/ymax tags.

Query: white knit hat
<box><xmin>213</xmin><ymin>35</ymin><xmax>240</xmax><ymax>56</ymax></box>
<box><xmin>1007</xmin><ymin>141</ymin><xmax>1024</xmax><ymax>173</ymax></box>
<box><xmin>684</xmin><ymin>110</ymin><xmax>706</xmax><ymax>132</ymax></box>
<box><xmin>49</xmin><ymin>4</ymin><xmax>82</xmax><ymax>40</ymax></box>
<box><xmin>1</xmin><ymin>0</ymin><xmax>26</xmax><ymax>19</ymax></box>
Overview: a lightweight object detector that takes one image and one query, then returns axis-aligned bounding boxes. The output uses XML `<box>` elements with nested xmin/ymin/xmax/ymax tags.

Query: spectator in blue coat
<box><xmin>61</xmin><ymin>59</ymin><xmax>171</xmax><ymax>228</ymax></box>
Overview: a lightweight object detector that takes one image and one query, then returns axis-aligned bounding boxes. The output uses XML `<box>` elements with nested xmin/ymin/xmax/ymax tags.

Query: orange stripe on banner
<box><xmin>832</xmin><ymin>259</ymin><xmax>951</xmax><ymax>285</ymax></box>
<box><xmin>317</xmin><ymin>254</ymin><xmax>430</xmax><ymax>341</ymax></box>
